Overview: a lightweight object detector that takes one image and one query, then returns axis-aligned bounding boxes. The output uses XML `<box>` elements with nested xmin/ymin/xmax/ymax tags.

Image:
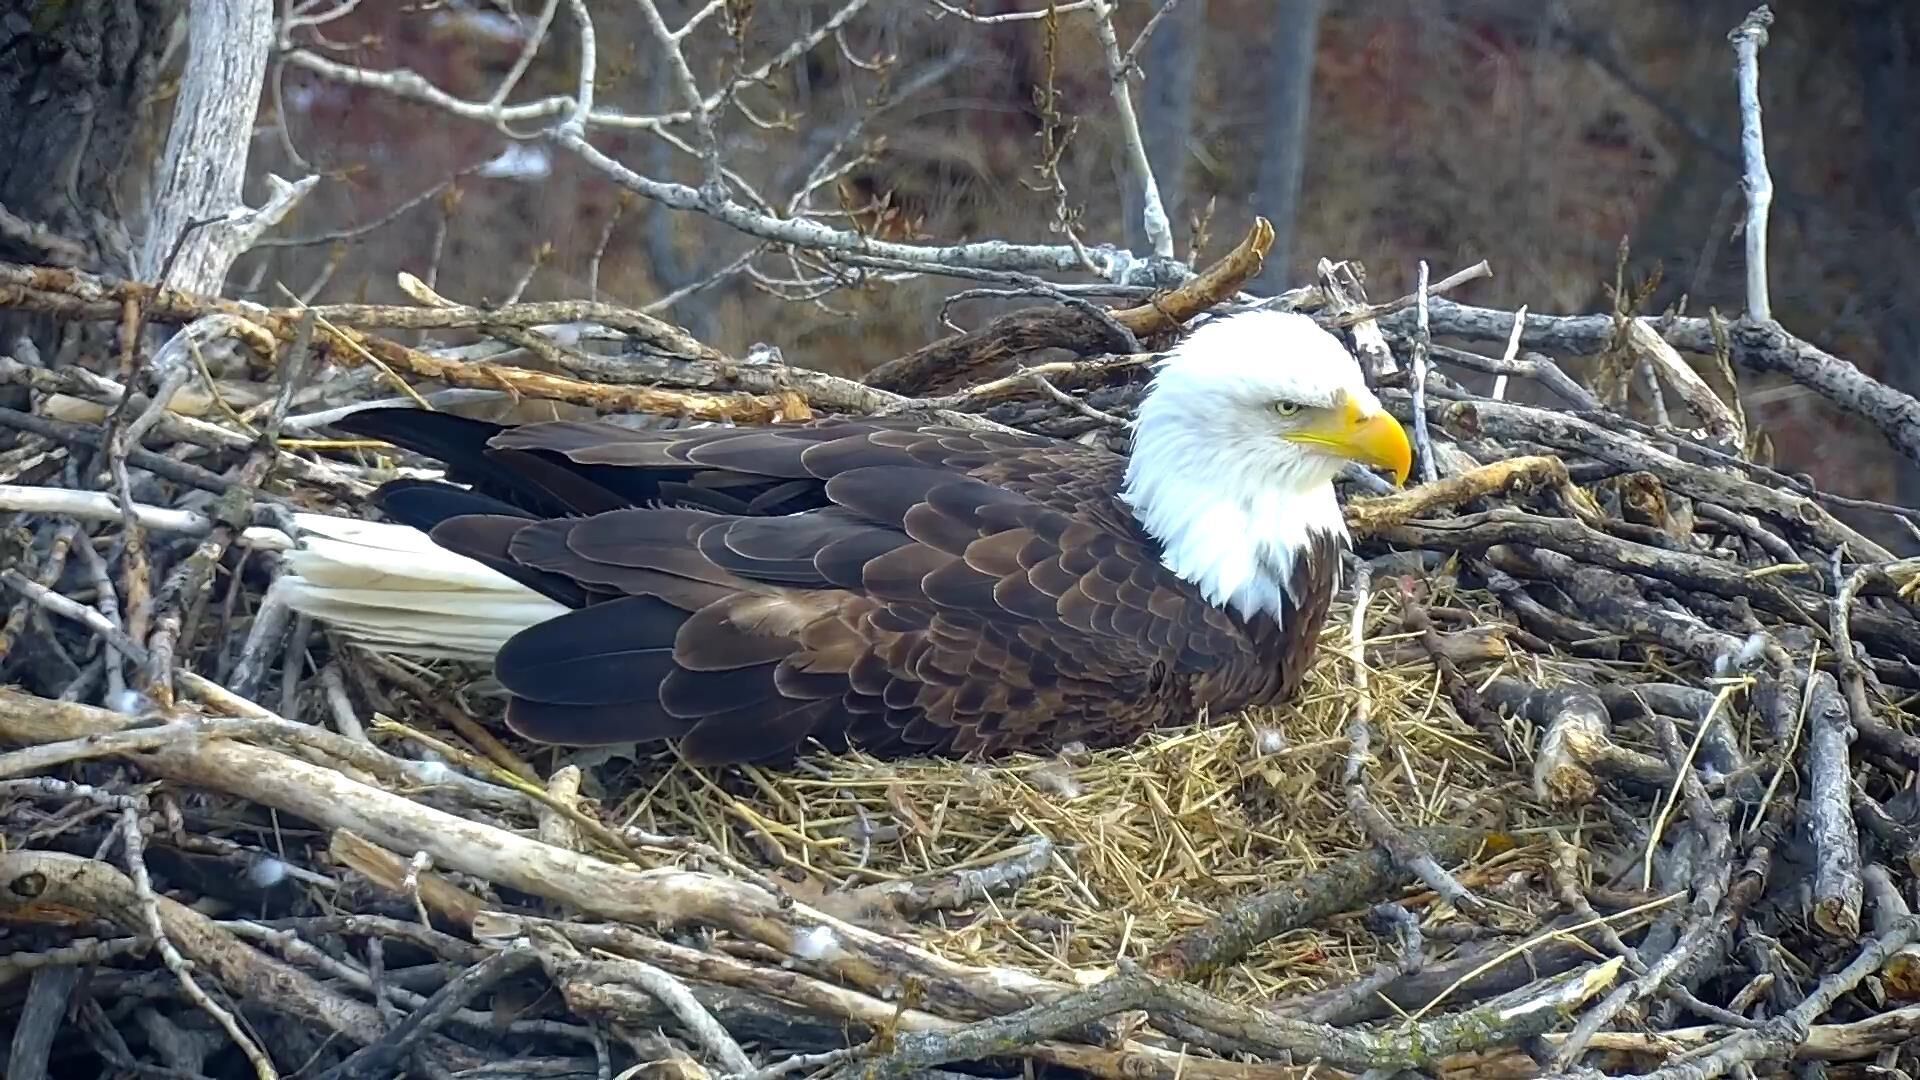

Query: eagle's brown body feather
<box><xmin>330</xmin><ymin>408</ymin><xmax>1343</xmax><ymax>766</ymax></box>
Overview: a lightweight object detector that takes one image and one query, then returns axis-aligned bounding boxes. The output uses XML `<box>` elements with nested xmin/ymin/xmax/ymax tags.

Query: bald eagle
<box><xmin>281</xmin><ymin>311</ymin><xmax>1411</xmax><ymax>765</ymax></box>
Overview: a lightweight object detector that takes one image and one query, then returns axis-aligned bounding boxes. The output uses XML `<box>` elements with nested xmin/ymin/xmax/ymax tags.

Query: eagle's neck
<box><xmin>1119</xmin><ymin>408</ymin><xmax>1349</xmax><ymax>628</ymax></box>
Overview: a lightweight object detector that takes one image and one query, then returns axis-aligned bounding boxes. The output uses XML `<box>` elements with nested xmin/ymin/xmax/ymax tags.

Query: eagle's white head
<box><xmin>1120</xmin><ymin>309</ymin><xmax>1411</xmax><ymax>625</ymax></box>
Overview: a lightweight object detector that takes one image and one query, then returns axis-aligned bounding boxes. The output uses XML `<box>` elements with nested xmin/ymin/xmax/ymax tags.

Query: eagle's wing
<box><xmin>329</xmin><ymin>408</ymin><xmax>1262</xmax><ymax>764</ymax></box>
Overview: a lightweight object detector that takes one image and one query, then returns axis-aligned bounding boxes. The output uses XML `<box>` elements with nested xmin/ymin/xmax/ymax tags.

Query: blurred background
<box><xmin>55</xmin><ymin>1</ymin><xmax>1920</xmax><ymax>506</ymax></box>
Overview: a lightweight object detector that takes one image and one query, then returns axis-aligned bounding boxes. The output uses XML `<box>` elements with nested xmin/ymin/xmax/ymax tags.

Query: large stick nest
<box><xmin>3</xmin><ymin>244</ymin><xmax>1920</xmax><ymax>1080</ymax></box>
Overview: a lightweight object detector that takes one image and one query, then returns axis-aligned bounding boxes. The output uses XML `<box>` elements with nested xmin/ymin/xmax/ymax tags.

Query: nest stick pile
<box><xmin>2</xmin><ymin>240</ymin><xmax>1920</xmax><ymax>1080</ymax></box>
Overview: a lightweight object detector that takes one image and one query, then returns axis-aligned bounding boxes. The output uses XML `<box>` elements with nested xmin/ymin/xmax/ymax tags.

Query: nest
<box><xmin>617</xmin><ymin>593</ymin><xmax>1524</xmax><ymax>1001</ymax></box>
<box><xmin>4</xmin><ymin>241</ymin><xmax>1920</xmax><ymax>1080</ymax></box>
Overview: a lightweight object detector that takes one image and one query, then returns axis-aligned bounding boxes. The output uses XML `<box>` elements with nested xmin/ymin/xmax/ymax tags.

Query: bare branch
<box><xmin>1489</xmin><ymin>304</ymin><xmax>1527</xmax><ymax>400</ymax></box>
<box><xmin>1089</xmin><ymin>0</ymin><xmax>1174</xmax><ymax>259</ymax></box>
<box><xmin>561</xmin><ymin>0</ymin><xmax>596</xmax><ymax>136</ymax></box>
<box><xmin>481</xmin><ymin>0</ymin><xmax>563</xmax><ymax>123</ymax></box>
<box><xmin>1728</xmin><ymin>6</ymin><xmax>1776</xmax><ymax>322</ymax></box>
<box><xmin>551</xmin><ymin>128</ymin><xmax>1146</xmax><ymax>280</ymax></box>
<box><xmin>634</xmin><ymin>0</ymin><xmax>725</xmax><ymax>198</ymax></box>
<box><xmin>119</xmin><ymin>810</ymin><xmax>278</xmax><ymax>1080</ymax></box>
<box><xmin>930</xmin><ymin>0</ymin><xmax>1100</xmax><ymax>22</ymax></box>
<box><xmin>1123</xmin><ymin>0</ymin><xmax>1192</xmax><ymax>71</ymax></box>
<box><xmin>1409</xmin><ymin>260</ymin><xmax>1439</xmax><ymax>483</ymax></box>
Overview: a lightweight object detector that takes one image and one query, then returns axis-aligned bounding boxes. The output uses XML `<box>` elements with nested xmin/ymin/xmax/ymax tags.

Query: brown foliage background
<box><xmin>234</xmin><ymin>0</ymin><xmax>1919</xmax><ymax>505</ymax></box>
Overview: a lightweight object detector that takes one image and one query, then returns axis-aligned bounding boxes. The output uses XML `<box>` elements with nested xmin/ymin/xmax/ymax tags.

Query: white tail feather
<box><xmin>275</xmin><ymin>512</ymin><xmax>568</xmax><ymax>661</ymax></box>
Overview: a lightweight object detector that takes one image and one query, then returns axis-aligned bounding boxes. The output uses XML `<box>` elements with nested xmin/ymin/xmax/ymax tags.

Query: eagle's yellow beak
<box><xmin>1283</xmin><ymin>397</ymin><xmax>1413</xmax><ymax>487</ymax></box>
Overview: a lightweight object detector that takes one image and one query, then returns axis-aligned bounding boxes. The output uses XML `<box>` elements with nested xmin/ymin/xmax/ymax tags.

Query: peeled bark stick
<box><xmin>481</xmin><ymin>912</ymin><xmax>961</xmax><ymax>1038</ymax></box>
<box><xmin>1311</xmin><ymin>258</ymin><xmax>1397</xmax><ymax>384</ymax></box>
<box><xmin>536</xmin><ymin>968</ymin><xmax>875</xmax><ymax>1061</ymax></box>
<box><xmin>328</xmin><ymin>830</ymin><xmax>490</xmax><ymax>931</ymax></box>
<box><xmin>537</xmin><ymin>765</ymin><xmax>586</xmax><ymax>852</ymax></box>
<box><xmin>0</xmin><ymin>687</ymin><xmax>1069</xmax><ymax>1021</ymax></box>
<box><xmin>1481</xmin><ymin>680</ymin><xmax>1672</xmax><ymax>806</ymax></box>
<box><xmin>0</xmin><ymin>850</ymin><xmax>484</xmax><ymax>1071</ymax></box>
<box><xmin>846</xmin><ymin>837</ymin><xmax>1056</xmax><ymax>920</ymax></box>
<box><xmin>1345</xmin><ymin>454</ymin><xmax>1590</xmax><ymax>536</ymax></box>
<box><xmin>524</xmin><ymin>927</ymin><xmax>754</xmax><ymax>1074</ymax></box>
<box><xmin>1728</xmin><ymin>6</ymin><xmax>1775</xmax><ymax>323</ymax></box>
<box><xmin>1622</xmin><ymin>318</ymin><xmax>1743</xmax><ymax>444</ymax></box>
<box><xmin>1862</xmin><ymin>863</ymin><xmax>1920</xmax><ymax>1002</ymax></box>
<box><xmin>1108</xmin><ymin>217</ymin><xmax>1275</xmax><ymax>336</ymax></box>
<box><xmin>1804</xmin><ymin>670</ymin><xmax>1864</xmax><ymax>938</ymax></box>
<box><xmin>308</xmin><ymin>317</ymin><xmax>797</xmax><ymax>423</ymax></box>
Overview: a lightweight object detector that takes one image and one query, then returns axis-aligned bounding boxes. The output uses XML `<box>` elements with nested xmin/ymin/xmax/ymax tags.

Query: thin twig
<box><xmin>1341</xmin><ymin>558</ymin><xmax>1488</xmax><ymax>918</ymax></box>
<box><xmin>1409</xmin><ymin>260</ymin><xmax>1438</xmax><ymax>483</ymax></box>
<box><xmin>319</xmin><ymin>946</ymin><xmax>542</xmax><ymax>1080</ymax></box>
<box><xmin>120</xmin><ymin>809</ymin><xmax>279</xmax><ymax>1080</ymax></box>
<box><xmin>632</xmin><ymin>0</ymin><xmax>724</xmax><ymax>198</ymax></box>
<box><xmin>1</xmin><ymin>567</ymin><xmax>151</xmax><ymax>664</ymax></box>
<box><xmin>1489</xmin><ymin>304</ymin><xmax>1527</xmax><ymax>401</ymax></box>
<box><xmin>1122</xmin><ymin>0</ymin><xmax>1190</xmax><ymax>71</ymax></box>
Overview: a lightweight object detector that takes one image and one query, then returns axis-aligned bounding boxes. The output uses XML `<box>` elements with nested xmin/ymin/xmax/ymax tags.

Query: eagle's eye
<box><xmin>1274</xmin><ymin>401</ymin><xmax>1301</xmax><ymax>417</ymax></box>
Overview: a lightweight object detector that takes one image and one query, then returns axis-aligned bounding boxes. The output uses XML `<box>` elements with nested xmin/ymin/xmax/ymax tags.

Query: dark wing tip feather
<box><xmin>504</xmin><ymin>698</ymin><xmax>696</xmax><ymax>747</ymax></box>
<box><xmin>426</xmin><ymin>513</ymin><xmax>592</xmax><ymax>607</ymax></box>
<box><xmin>368</xmin><ymin>478</ymin><xmax>534</xmax><ymax>531</ymax></box>
<box><xmin>490</xmin><ymin>595</ymin><xmax>681</xmax><ymax>711</ymax></box>
<box><xmin>328</xmin><ymin>407</ymin><xmax>506</xmax><ymax>466</ymax></box>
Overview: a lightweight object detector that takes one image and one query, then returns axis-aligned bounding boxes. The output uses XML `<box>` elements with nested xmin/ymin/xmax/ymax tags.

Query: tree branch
<box><xmin>1089</xmin><ymin>0</ymin><xmax>1174</xmax><ymax>259</ymax></box>
<box><xmin>1728</xmin><ymin>6</ymin><xmax>1776</xmax><ymax>322</ymax></box>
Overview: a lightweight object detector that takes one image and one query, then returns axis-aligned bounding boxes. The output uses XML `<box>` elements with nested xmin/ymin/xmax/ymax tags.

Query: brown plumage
<box><xmin>324</xmin><ymin>407</ymin><xmax>1344</xmax><ymax>766</ymax></box>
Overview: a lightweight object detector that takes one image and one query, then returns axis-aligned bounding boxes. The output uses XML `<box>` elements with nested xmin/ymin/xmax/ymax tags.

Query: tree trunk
<box><xmin>1128</xmin><ymin>0</ymin><xmax>1206</xmax><ymax>256</ymax></box>
<box><xmin>0</xmin><ymin>0</ymin><xmax>183</xmax><ymax>370</ymax></box>
<box><xmin>1252</xmin><ymin>0</ymin><xmax>1324</xmax><ymax>288</ymax></box>
<box><xmin>1850</xmin><ymin>0</ymin><xmax>1920</xmax><ymax>508</ymax></box>
<box><xmin>135</xmin><ymin>0</ymin><xmax>274</xmax><ymax>292</ymax></box>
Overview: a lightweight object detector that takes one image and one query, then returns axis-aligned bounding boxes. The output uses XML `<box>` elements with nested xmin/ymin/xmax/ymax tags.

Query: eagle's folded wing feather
<box><xmin>323</xmin><ymin>410</ymin><xmax>1260</xmax><ymax>764</ymax></box>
